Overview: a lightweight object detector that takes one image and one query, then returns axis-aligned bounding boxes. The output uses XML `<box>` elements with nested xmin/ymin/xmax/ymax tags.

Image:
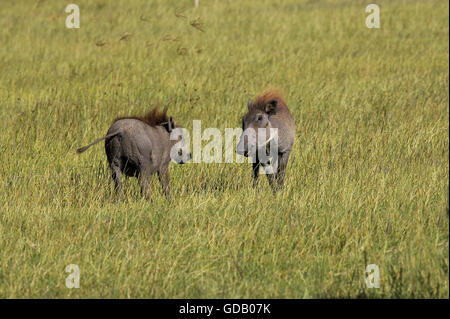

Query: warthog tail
<box><xmin>77</xmin><ymin>131</ymin><xmax>121</xmax><ymax>154</ymax></box>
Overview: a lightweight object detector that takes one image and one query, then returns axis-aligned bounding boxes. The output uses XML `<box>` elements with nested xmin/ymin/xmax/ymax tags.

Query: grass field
<box><xmin>0</xmin><ymin>0</ymin><xmax>448</xmax><ymax>298</ymax></box>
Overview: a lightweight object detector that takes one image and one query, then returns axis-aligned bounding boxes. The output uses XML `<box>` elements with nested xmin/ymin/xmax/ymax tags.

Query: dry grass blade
<box><xmin>175</xmin><ymin>8</ymin><xmax>187</xmax><ymax>19</ymax></box>
<box><xmin>119</xmin><ymin>33</ymin><xmax>132</xmax><ymax>41</ymax></box>
<box><xmin>140</xmin><ymin>15</ymin><xmax>150</xmax><ymax>22</ymax></box>
<box><xmin>95</xmin><ymin>40</ymin><xmax>107</xmax><ymax>46</ymax></box>
<box><xmin>162</xmin><ymin>35</ymin><xmax>181</xmax><ymax>42</ymax></box>
<box><xmin>190</xmin><ymin>18</ymin><xmax>205</xmax><ymax>32</ymax></box>
<box><xmin>177</xmin><ymin>47</ymin><xmax>188</xmax><ymax>56</ymax></box>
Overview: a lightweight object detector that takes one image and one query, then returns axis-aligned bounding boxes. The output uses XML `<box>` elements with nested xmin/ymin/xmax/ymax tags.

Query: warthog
<box><xmin>77</xmin><ymin>107</ymin><xmax>191</xmax><ymax>199</ymax></box>
<box><xmin>236</xmin><ymin>89</ymin><xmax>295</xmax><ymax>192</ymax></box>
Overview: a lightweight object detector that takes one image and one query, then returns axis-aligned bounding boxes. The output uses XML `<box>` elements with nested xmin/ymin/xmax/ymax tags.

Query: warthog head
<box><xmin>236</xmin><ymin>99</ymin><xmax>278</xmax><ymax>160</ymax></box>
<box><xmin>167</xmin><ymin>117</ymin><xmax>192</xmax><ymax>164</ymax></box>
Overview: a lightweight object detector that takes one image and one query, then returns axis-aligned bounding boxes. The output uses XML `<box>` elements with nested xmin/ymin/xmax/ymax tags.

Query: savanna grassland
<box><xmin>0</xmin><ymin>0</ymin><xmax>448</xmax><ymax>298</ymax></box>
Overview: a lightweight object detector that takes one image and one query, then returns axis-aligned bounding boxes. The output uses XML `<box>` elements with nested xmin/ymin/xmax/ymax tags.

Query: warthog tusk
<box><xmin>261</xmin><ymin>128</ymin><xmax>278</xmax><ymax>147</ymax></box>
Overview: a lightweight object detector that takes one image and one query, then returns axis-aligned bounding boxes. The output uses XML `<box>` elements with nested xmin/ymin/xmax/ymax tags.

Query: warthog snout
<box><xmin>172</xmin><ymin>147</ymin><xmax>192</xmax><ymax>164</ymax></box>
<box><xmin>236</xmin><ymin>129</ymin><xmax>251</xmax><ymax>157</ymax></box>
<box><xmin>170</xmin><ymin>127</ymin><xmax>192</xmax><ymax>164</ymax></box>
<box><xmin>237</xmin><ymin>126</ymin><xmax>277</xmax><ymax>159</ymax></box>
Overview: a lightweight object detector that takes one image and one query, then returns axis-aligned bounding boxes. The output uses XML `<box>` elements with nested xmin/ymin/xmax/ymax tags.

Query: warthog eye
<box><xmin>178</xmin><ymin>149</ymin><xmax>183</xmax><ymax>156</ymax></box>
<box><xmin>256</xmin><ymin>115</ymin><xmax>263</xmax><ymax>122</ymax></box>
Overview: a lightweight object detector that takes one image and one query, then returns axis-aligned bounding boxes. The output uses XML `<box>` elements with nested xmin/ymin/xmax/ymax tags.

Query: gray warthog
<box><xmin>236</xmin><ymin>89</ymin><xmax>295</xmax><ymax>192</ymax></box>
<box><xmin>77</xmin><ymin>107</ymin><xmax>191</xmax><ymax>199</ymax></box>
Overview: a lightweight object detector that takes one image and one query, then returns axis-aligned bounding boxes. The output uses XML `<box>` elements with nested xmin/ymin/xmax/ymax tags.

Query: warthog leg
<box><xmin>110</xmin><ymin>164</ymin><xmax>122</xmax><ymax>194</ymax></box>
<box><xmin>158</xmin><ymin>166</ymin><xmax>170</xmax><ymax>201</ymax></box>
<box><xmin>138</xmin><ymin>171</ymin><xmax>151</xmax><ymax>200</ymax></box>
<box><xmin>252</xmin><ymin>162</ymin><xmax>260</xmax><ymax>188</ymax></box>
<box><xmin>276</xmin><ymin>151</ymin><xmax>291</xmax><ymax>188</ymax></box>
<box><xmin>266</xmin><ymin>151</ymin><xmax>291</xmax><ymax>193</ymax></box>
<box><xmin>266</xmin><ymin>171</ymin><xmax>277</xmax><ymax>193</ymax></box>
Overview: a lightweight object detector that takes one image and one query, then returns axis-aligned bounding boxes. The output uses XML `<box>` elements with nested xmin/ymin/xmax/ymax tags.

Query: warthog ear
<box><xmin>265</xmin><ymin>100</ymin><xmax>277</xmax><ymax>114</ymax></box>
<box><xmin>247</xmin><ymin>99</ymin><xmax>253</xmax><ymax>111</ymax></box>
<box><xmin>168</xmin><ymin>116</ymin><xmax>175</xmax><ymax>132</ymax></box>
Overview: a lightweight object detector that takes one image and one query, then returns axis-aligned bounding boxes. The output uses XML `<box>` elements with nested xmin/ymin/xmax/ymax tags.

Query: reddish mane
<box><xmin>252</xmin><ymin>89</ymin><xmax>287</xmax><ymax>110</ymax></box>
<box><xmin>114</xmin><ymin>106</ymin><xmax>169</xmax><ymax>127</ymax></box>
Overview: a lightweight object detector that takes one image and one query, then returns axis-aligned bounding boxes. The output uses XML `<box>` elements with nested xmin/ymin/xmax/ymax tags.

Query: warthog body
<box><xmin>77</xmin><ymin>108</ymin><xmax>191</xmax><ymax>199</ymax></box>
<box><xmin>236</xmin><ymin>90</ymin><xmax>295</xmax><ymax>191</ymax></box>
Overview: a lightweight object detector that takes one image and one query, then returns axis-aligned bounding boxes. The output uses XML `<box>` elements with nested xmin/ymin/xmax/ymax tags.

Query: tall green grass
<box><xmin>0</xmin><ymin>0</ymin><xmax>448</xmax><ymax>298</ymax></box>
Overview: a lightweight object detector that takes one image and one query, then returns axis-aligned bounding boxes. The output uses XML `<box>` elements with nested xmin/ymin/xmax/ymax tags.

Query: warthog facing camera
<box><xmin>237</xmin><ymin>90</ymin><xmax>295</xmax><ymax>192</ymax></box>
